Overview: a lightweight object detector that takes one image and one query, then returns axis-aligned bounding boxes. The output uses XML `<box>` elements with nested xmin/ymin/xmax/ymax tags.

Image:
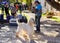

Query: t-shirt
<box><xmin>35</xmin><ymin>4</ymin><xmax>42</xmax><ymax>11</ymax></box>
<box><xmin>35</xmin><ymin>4</ymin><xmax>42</xmax><ymax>16</ymax></box>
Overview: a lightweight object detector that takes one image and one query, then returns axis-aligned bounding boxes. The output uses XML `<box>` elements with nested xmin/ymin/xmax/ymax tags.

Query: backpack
<box><xmin>18</xmin><ymin>15</ymin><xmax>27</xmax><ymax>23</ymax></box>
<box><xmin>22</xmin><ymin>16</ymin><xmax>27</xmax><ymax>23</ymax></box>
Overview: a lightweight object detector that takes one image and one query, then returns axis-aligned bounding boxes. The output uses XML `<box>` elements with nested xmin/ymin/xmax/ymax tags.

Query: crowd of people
<box><xmin>1</xmin><ymin>2</ymin><xmax>28</xmax><ymax>16</ymax></box>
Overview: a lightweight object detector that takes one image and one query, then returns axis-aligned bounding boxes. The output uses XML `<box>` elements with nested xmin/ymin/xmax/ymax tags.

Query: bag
<box><xmin>18</xmin><ymin>15</ymin><xmax>23</xmax><ymax>23</ymax></box>
<box><xmin>9</xmin><ymin>18</ymin><xmax>18</xmax><ymax>26</ymax></box>
<box><xmin>18</xmin><ymin>15</ymin><xmax>27</xmax><ymax>23</ymax></box>
<box><xmin>22</xmin><ymin>16</ymin><xmax>27</xmax><ymax>23</ymax></box>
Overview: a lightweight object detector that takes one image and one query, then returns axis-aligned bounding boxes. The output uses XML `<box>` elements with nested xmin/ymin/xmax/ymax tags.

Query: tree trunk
<box><xmin>46</xmin><ymin>0</ymin><xmax>60</xmax><ymax>11</ymax></box>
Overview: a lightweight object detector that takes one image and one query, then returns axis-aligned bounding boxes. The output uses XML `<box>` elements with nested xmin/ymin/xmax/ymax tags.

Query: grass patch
<box><xmin>51</xmin><ymin>16</ymin><xmax>60</xmax><ymax>23</ymax></box>
<box><xmin>42</xmin><ymin>13</ymin><xmax>46</xmax><ymax>17</ymax></box>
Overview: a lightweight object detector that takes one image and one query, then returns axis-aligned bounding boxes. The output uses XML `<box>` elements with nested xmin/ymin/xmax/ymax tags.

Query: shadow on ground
<box><xmin>0</xmin><ymin>20</ymin><xmax>60</xmax><ymax>43</ymax></box>
<box><xmin>40</xmin><ymin>20</ymin><xmax>60</xmax><ymax>43</ymax></box>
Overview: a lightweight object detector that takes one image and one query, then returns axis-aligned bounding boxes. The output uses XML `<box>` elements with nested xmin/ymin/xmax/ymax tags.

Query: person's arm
<box><xmin>38</xmin><ymin>5</ymin><xmax>42</xmax><ymax>14</ymax></box>
<box><xmin>40</xmin><ymin>8</ymin><xmax>42</xmax><ymax>14</ymax></box>
<box><xmin>33</xmin><ymin>7</ymin><xmax>36</xmax><ymax>13</ymax></box>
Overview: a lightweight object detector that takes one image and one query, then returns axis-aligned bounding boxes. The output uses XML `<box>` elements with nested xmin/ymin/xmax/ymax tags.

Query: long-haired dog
<box><xmin>16</xmin><ymin>18</ymin><xmax>35</xmax><ymax>42</ymax></box>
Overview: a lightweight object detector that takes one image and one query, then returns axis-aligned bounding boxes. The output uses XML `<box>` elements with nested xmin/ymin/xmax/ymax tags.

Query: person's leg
<box><xmin>6</xmin><ymin>10</ymin><xmax>10</xmax><ymax>22</ymax></box>
<box><xmin>35</xmin><ymin>16</ymin><xmax>37</xmax><ymax>25</ymax></box>
<box><xmin>7</xmin><ymin>11</ymin><xmax>9</xmax><ymax>16</ymax></box>
<box><xmin>36</xmin><ymin>16</ymin><xmax>40</xmax><ymax>32</ymax></box>
<box><xmin>5</xmin><ymin>10</ymin><xmax>7</xmax><ymax>16</ymax></box>
<box><xmin>35</xmin><ymin>15</ymin><xmax>40</xmax><ymax>32</ymax></box>
<box><xmin>5</xmin><ymin>10</ymin><xmax>9</xmax><ymax>17</ymax></box>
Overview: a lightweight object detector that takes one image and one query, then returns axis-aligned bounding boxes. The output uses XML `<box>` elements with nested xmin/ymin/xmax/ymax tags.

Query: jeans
<box><xmin>35</xmin><ymin>15</ymin><xmax>41</xmax><ymax>32</ymax></box>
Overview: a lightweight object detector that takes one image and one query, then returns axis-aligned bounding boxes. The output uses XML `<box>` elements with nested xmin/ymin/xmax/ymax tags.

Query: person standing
<box><xmin>11</xmin><ymin>4</ymin><xmax>17</xmax><ymax>17</ymax></box>
<box><xmin>4</xmin><ymin>3</ymin><xmax>10</xmax><ymax>16</ymax></box>
<box><xmin>4</xmin><ymin>3</ymin><xmax>10</xmax><ymax>22</ymax></box>
<box><xmin>34</xmin><ymin>1</ymin><xmax>42</xmax><ymax>33</ymax></box>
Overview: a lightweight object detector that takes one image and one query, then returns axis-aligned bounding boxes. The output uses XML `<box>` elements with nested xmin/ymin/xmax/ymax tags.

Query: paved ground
<box><xmin>0</xmin><ymin>17</ymin><xmax>60</xmax><ymax>43</ymax></box>
<box><xmin>40</xmin><ymin>17</ymin><xmax>60</xmax><ymax>43</ymax></box>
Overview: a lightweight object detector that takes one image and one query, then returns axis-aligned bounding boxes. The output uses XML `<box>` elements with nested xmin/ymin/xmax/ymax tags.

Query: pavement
<box><xmin>0</xmin><ymin>17</ymin><xmax>60</xmax><ymax>43</ymax></box>
<box><xmin>40</xmin><ymin>17</ymin><xmax>60</xmax><ymax>43</ymax></box>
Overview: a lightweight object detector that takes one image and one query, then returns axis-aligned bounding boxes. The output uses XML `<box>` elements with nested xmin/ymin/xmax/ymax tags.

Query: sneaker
<box><xmin>35</xmin><ymin>30</ymin><xmax>45</xmax><ymax>35</ymax></box>
<box><xmin>35</xmin><ymin>30</ymin><xmax>40</xmax><ymax>33</ymax></box>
